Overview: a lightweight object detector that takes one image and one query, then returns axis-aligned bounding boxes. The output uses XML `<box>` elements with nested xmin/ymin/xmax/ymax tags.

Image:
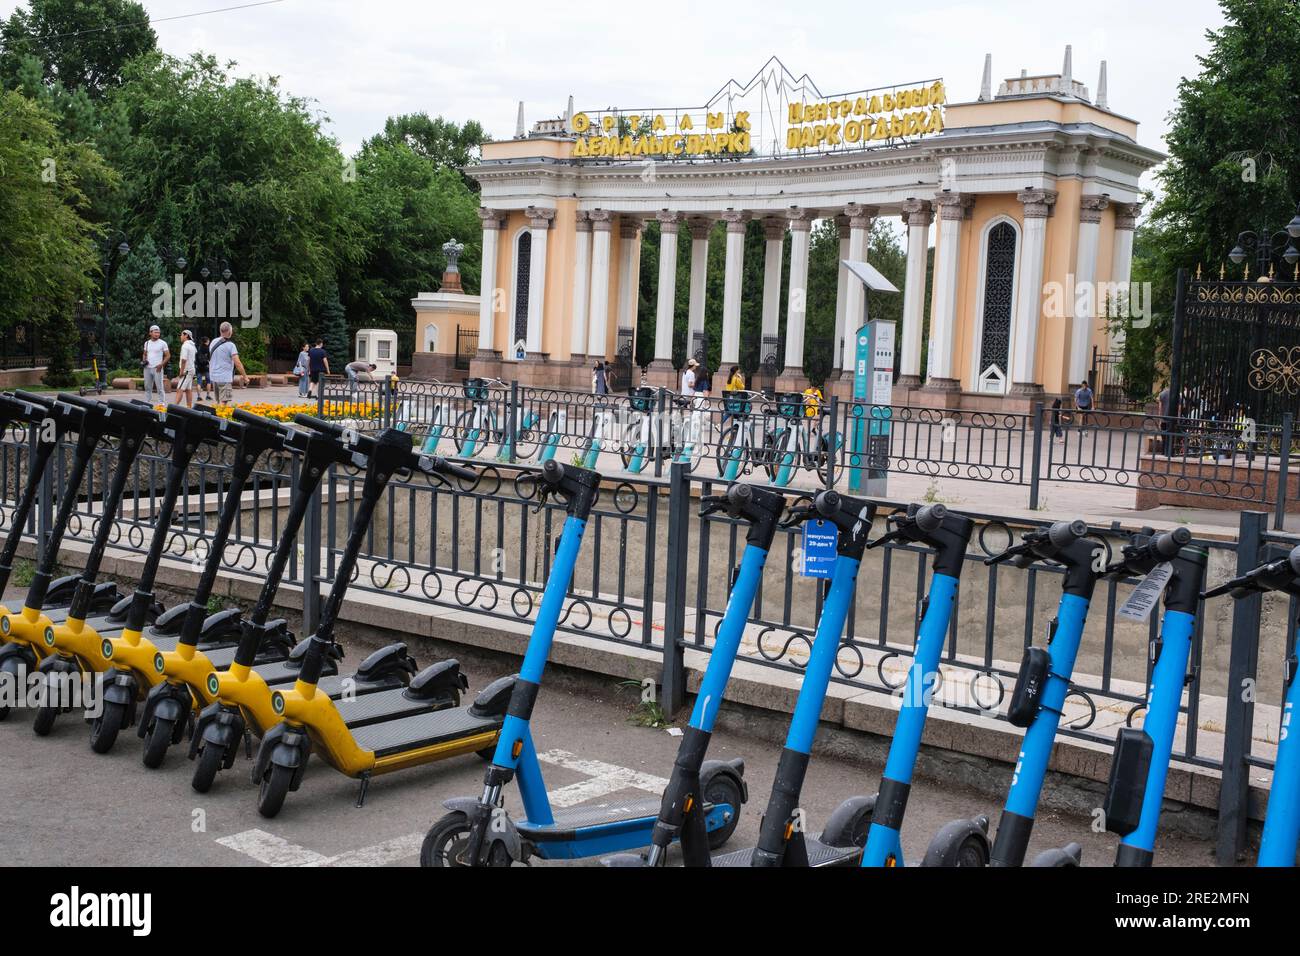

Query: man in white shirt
<box><xmin>208</xmin><ymin>321</ymin><xmax>248</xmax><ymax>404</ymax></box>
<box><xmin>173</xmin><ymin>330</ymin><xmax>197</xmax><ymax>408</ymax></box>
<box><xmin>142</xmin><ymin>325</ymin><xmax>170</xmax><ymax>406</ymax></box>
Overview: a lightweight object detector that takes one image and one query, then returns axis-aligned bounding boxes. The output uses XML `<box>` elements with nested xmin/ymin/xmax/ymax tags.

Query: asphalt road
<box><xmin>0</xmin><ymin>624</ymin><xmax>1220</xmax><ymax>868</ymax></box>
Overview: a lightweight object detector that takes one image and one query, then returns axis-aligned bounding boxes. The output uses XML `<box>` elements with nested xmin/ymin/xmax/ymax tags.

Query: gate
<box><xmin>1169</xmin><ymin>269</ymin><xmax>1300</xmax><ymax>422</ymax></box>
<box><xmin>608</xmin><ymin>326</ymin><xmax>635</xmax><ymax>393</ymax></box>
<box><xmin>1089</xmin><ymin>346</ymin><xmax>1146</xmax><ymax>411</ymax></box>
<box><xmin>455</xmin><ymin>325</ymin><xmax>476</xmax><ymax>371</ymax></box>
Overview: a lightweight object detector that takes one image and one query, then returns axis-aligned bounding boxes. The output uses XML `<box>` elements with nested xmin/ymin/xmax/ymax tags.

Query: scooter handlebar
<box><xmin>10</xmin><ymin>390</ymin><xmax>51</xmax><ymax>408</ymax></box>
<box><xmin>1154</xmin><ymin>525</ymin><xmax>1193</xmax><ymax>558</ymax></box>
<box><xmin>420</xmin><ymin>455</ymin><xmax>477</xmax><ymax>483</ymax></box>
<box><xmin>1048</xmin><ymin>518</ymin><xmax>1089</xmax><ymax>549</ymax></box>
<box><xmin>292</xmin><ymin>414</ymin><xmax>347</xmax><ymax>438</ymax></box>
<box><xmin>915</xmin><ymin>502</ymin><xmax>947</xmax><ymax>534</ymax></box>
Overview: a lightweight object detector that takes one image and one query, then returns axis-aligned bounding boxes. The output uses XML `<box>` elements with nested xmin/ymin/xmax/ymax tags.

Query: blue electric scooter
<box><xmin>1202</xmin><ymin>543</ymin><xmax>1300</xmax><ymax>867</ymax></box>
<box><xmin>924</xmin><ymin>518</ymin><xmax>1102</xmax><ymax>867</ymax></box>
<box><xmin>1095</xmin><ymin>526</ymin><xmax>1203</xmax><ymax>866</ymax></box>
<box><xmin>710</xmin><ymin>490</ymin><xmax>880</xmax><ymax>867</ymax></box>
<box><xmin>423</xmin><ymin>464</ymin><xmax>749</xmax><ymax>866</ymax></box>
<box><xmin>602</xmin><ymin>482</ymin><xmax>787</xmax><ymax>867</ymax></box>
<box><xmin>848</xmin><ymin>502</ymin><xmax>976</xmax><ymax>867</ymax></box>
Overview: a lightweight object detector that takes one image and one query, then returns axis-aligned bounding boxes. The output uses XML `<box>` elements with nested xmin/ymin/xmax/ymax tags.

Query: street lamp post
<box><xmin>1228</xmin><ymin>201</ymin><xmax>1300</xmax><ymax>279</ymax></box>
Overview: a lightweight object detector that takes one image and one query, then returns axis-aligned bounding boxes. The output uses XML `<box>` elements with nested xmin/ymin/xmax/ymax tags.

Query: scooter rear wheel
<box><xmin>192</xmin><ymin>744</ymin><xmax>225</xmax><ymax>794</ymax></box>
<box><xmin>89</xmin><ymin>700</ymin><xmax>127</xmax><ymax>754</ymax></box>
<box><xmin>31</xmin><ymin>705</ymin><xmax>58</xmax><ymax>737</ymax></box>
<box><xmin>257</xmin><ymin>764</ymin><xmax>293</xmax><ymax>818</ymax></box>
<box><xmin>142</xmin><ymin>716</ymin><xmax>175</xmax><ymax>769</ymax></box>
<box><xmin>954</xmin><ymin>834</ymin><xmax>991</xmax><ymax>867</ymax></box>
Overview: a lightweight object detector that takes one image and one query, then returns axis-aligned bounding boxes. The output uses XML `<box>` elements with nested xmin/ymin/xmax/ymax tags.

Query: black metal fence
<box><xmin>319</xmin><ymin>376</ymin><xmax>1299</xmax><ymax>530</ymax></box>
<box><xmin>0</xmin><ymin>411</ymin><xmax>1289</xmax><ymax>862</ymax></box>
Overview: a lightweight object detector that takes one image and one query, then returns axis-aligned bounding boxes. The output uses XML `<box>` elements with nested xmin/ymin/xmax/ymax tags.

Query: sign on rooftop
<box><xmin>571</xmin><ymin>57</ymin><xmax>945</xmax><ymax>162</ymax></box>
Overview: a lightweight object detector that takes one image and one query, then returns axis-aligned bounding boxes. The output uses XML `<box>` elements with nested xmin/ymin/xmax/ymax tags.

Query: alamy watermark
<box><xmin>1042</xmin><ymin>274</ymin><xmax>1151</xmax><ymax>329</ymax></box>
<box><xmin>152</xmin><ymin>274</ymin><xmax>260</xmax><ymax>328</ymax></box>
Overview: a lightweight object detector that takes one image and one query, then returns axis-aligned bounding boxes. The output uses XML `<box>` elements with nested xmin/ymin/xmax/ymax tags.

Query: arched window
<box><xmin>424</xmin><ymin>323</ymin><xmax>438</xmax><ymax>353</ymax></box>
<box><xmin>513</xmin><ymin>231</ymin><xmax>531</xmax><ymax>348</ymax></box>
<box><xmin>977</xmin><ymin>221</ymin><xmax>1017</xmax><ymax>391</ymax></box>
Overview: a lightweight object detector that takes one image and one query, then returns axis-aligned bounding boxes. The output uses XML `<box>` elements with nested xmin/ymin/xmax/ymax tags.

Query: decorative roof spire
<box><xmin>515</xmin><ymin>101</ymin><xmax>525</xmax><ymax>138</ymax></box>
<box><xmin>1061</xmin><ymin>45</ymin><xmax>1073</xmax><ymax>91</ymax></box>
<box><xmin>1096</xmin><ymin>60</ymin><xmax>1108</xmax><ymax>109</ymax></box>
<box><xmin>979</xmin><ymin>53</ymin><xmax>992</xmax><ymax>101</ymax></box>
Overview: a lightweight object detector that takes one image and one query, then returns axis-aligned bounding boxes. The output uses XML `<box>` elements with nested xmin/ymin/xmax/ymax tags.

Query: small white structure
<box><xmin>355</xmin><ymin>329</ymin><xmax>398</xmax><ymax>378</ymax></box>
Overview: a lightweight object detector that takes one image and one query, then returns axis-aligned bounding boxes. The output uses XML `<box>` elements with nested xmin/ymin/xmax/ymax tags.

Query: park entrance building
<box><xmin>417</xmin><ymin>50</ymin><xmax>1162</xmax><ymax>409</ymax></box>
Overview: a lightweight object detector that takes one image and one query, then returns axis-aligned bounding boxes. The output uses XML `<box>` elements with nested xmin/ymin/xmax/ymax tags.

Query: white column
<box><xmin>1009</xmin><ymin>188</ymin><xmax>1056</xmax><ymax>393</ymax></box>
<box><xmin>1109</xmin><ymin>202</ymin><xmax>1141</xmax><ymax>350</ymax></box>
<box><xmin>832</xmin><ymin>215</ymin><xmax>850</xmax><ymax>370</ymax></box>
<box><xmin>524</xmin><ymin>205</ymin><xmax>554</xmax><ymax>356</ymax></box>
<box><xmin>686</xmin><ymin>217</ymin><xmax>711</xmax><ymax>358</ymax></box>
<box><xmin>476</xmin><ymin>208</ymin><xmax>503</xmax><ymax>353</ymax></box>
<box><xmin>586</xmin><ymin>210</ymin><xmax>612</xmax><ymax>358</ymax></box>
<box><xmin>898</xmin><ymin>199</ymin><xmax>932</xmax><ymax>385</ymax></box>
<box><xmin>569</xmin><ymin>212</ymin><xmax>591</xmax><ymax>359</ymax></box>
<box><xmin>761</xmin><ymin>217</ymin><xmax>785</xmax><ymax>342</ymax></box>
<box><xmin>719</xmin><ymin>210</ymin><xmax>748</xmax><ymax>365</ymax></box>
<box><xmin>926</xmin><ymin>192</ymin><xmax>967</xmax><ymax>387</ymax></box>
<box><xmin>616</xmin><ymin>217</ymin><xmax>640</xmax><ymax>341</ymax></box>
<box><xmin>653</xmin><ymin>211</ymin><xmax>679</xmax><ymax>363</ymax></box>
<box><xmin>839</xmin><ymin>204</ymin><xmax>876</xmax><ymax>372</ymax></box>
<box><xmin>1069</xmin><ymin>194</ymin><xmax>1109</xmax><ymax>385</ymax></box>
<box><xmin>784</xmin><ymin>209</ymin><xmax>812</xmax><ymax>369</ymax></box>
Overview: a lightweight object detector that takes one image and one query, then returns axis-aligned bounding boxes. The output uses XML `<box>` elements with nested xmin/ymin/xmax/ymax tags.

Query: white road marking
<box><xmin>215</xmin><ymin>750</ymin><xmax>667</xmax><ymax>865</ymax></box>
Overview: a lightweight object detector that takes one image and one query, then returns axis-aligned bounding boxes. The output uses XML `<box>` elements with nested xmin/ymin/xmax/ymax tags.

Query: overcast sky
<box><xmin>6</xmin><ymin>0</ymin><xmax>1228</xmax><ymax>177</ymax></box>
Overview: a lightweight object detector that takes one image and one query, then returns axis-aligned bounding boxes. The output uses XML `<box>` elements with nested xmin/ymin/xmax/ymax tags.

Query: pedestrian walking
<box><xmin>1073</xmin><ymin>381</ymin><xmax>1094</xmax><ymax>434</ymax></box>
<box><xmin>307</xmin><ymin>339</ymin><xmax>330</xmax><ymax>398</ymax></box>
<box><xmin>294</xmin><ymin>343</ymin><xmax>311</xmax><ymax>398</ymax></box>
<box><xmin>141</xmin><ymin>325</ymin><xmax>170</xmax><ymax>406</ymax></box>
<box><xmin>196</xmin><ymin>335</ymin><xmax>213</xmax><ymax>400</ymax></box>
<box><xmin>173</xmin><ymin>330</ymin><xmax>197</xmax><ymax>408</ymax></box>
<box><xmin>592</xmin><ymin>361</ymin><xmax>609</xmax><ymax>396</ymax></box>
<box><xmin>1051</xmin><ymin>396</ymin><xmax>1063</xmax><ymax>440</ymax></box>
<box><xmin>680</xmin><ymin>358</ymin><xmax>698</xmax><ymax>398</ymax></box>
<box><xmin>208</xmin><ymin>321</ymin><xmax>247</xmax><ymax>404</ymax></box>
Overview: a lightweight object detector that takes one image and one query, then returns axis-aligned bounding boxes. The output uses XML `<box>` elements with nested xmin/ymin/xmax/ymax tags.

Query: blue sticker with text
<box><xmin>801</xmin><ymin>519</ymin><xmax>838</xmax><ymax>578</ymax></box>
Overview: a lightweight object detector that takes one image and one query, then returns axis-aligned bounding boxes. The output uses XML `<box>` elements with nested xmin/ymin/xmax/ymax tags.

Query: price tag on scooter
<box><xmin>801</xmin><ymin>519</ymin><xmax>838</xmax><ymax>579</ymax></box>
<box><xmin>1117</xmin><ymin>562</ymin><xmax>1175</xmax><ymax>623</ymax></box>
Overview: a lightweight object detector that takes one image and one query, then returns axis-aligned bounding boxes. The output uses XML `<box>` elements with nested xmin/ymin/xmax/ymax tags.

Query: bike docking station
<box><xmin>842</xmin><ymin>260</ymin><xmax>898</xmax><ymax>496</ymax></box>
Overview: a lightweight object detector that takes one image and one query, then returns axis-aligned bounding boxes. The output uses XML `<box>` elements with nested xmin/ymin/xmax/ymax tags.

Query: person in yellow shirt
<box><xmin>802</xmin><ymin>385</ymin><xmax>822</xmax><ymax>418</ymax></box>
<box><xmin>725</xmin><ymin>366</ymin><xmax>745</xmax><ymax>392</ymax></box>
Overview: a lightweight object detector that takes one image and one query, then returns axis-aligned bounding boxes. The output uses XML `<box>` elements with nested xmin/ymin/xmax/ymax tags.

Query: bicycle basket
<box><xmin>723</xmin><ymin>394</ymin><xmax>751</xmax><ymax>417</ymax></box>
<box><xmin>630</xmin><ymin>386</ymin><xmax>656</xmax><ymax>413</ymax></box>
<box><xmin>463</xmin><ymin>377</ymin><xmax>489</xmax><ymax>401</ymax></box>
<box><xmin>776</xmin><ymin>392</ymin><xmax>804</xmax><ymax>419</ymax></box>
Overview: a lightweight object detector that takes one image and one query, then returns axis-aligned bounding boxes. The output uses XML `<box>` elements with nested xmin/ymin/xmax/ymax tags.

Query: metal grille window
<box><xmin>513</xmin><ymin>231</ymin><xmax>532</xmax><ymax>346</ymax></box>
<box><xmin>978</xmin><ymin>221</ymin><xmax>1017</xmax><ymax>382</ymax></box>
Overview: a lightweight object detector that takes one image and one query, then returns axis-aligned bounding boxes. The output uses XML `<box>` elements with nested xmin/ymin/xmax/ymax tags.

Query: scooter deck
<box><xmin>333</xmin><ymin>686</ymin><xmax>447</xmax><ymax>727</ymax></box>
<box><xmin>711</xmin><ymin>834</ymin><xmax>856</xmax><ymax>867</ymax></box>
<box><xmin>350</xmin><ymin>707</ymin><xmax>500</xmax><ymax>758</ymax></box>
<box><xmin>518</xmin><ymin>797</ymin><xmax>662</xmax><ymax>837</ymax></box>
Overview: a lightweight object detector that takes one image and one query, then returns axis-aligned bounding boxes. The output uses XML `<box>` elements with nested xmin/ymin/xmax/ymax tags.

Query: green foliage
<box><xmin>107</xmin><ymin>53</ymin><xmax>365</xmax><ymax>342</ymax></box>
<box><xmin>0</xmin><ymin>89</ymin><xmax>108</xmax><ymax>330</ymax></box>
<box><xmin>319</xmin><ymin>283</ymin><xmax>349</xmax><ymax>370</ymax></box>
<box><xmin>235</xmin><ymin>327</ymin><xmax>268</xmax><ymax>374</ymax></box>
<box><xmin>341</xmin><ymin>141</ymin><xmax>481</xmax><ymax>331</ymax></box>
<box><xmin>41</xmin><ymin>308</ymin><xmax>78</xmax><ymax>386</ymax></box>
<box><xmin>362</xmin><ymin>113</ymin><xmax>488</xmax><ymax>189</ymax></box>
<box><xmin>12</xmin><ymin>558</ymin><xmax>35</xmax><ymax>588</ymax></box>
<box><xmin>105</xmin><ymin>234</ymin><xmax>165</xmax><ymax>370</ymax></box>
<box><xmin>1134</xmin><ymin>0</ymin><xmax>1300</xmax><ymax>386</ymax></box>
<box><xmin>0</xmin><ymin>0</ymin><xmax>156</xmax><ymax>100</ymax></box>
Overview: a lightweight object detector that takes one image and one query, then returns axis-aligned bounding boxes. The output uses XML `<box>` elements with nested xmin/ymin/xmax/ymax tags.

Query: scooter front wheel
<box><xmin>421</xmin><ymin>812</ymin><xmax>513</xmax><ymax>867</ymax></box>
<box><xmin>89</xmin><ymin>700</ymin><xmax>127</xmax><ymax>754</ymax></box>
<box><xmin>192</xmin><ymin>743</ymin><xmax>224</xmax><ymax>793</ymax></box>
<box><xmin>953</xmin><ymin>833</ymin><xmax>991</xmax><ymax>867</ymax></box>
<box><xmin>702</xmin><ymin>770</ymin><xmax>745</xmax><ymax>850</ymax></box>
<box><xmin>142</xmin><ymin>716</ymin><xmax>176</xmax><ymax>769</ymax></box>
<box><xmin>31</xmin><ymin>704</ymin><xmax>58</xmax><ymax>737</ymax></box>
<box><xmin>257</xmin><ymin>764</ymin><xmax>294</xmax><ymax>818</ymax></box>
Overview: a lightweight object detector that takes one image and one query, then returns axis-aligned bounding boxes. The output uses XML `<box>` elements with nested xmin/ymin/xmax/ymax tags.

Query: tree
<box><xmin>0</xmin><ymin>89</ymin><xmax>107</xmax><ymax>331</ymax></box>
<box><xmin>341</xmin><ymin>139</ymin><xmax>481</xmax><ymax>331</ymax></box>
<box><xmin>105</xmin><ymin>234</ymin><xmax>166</xmax><ymax>371</ymax></box>
<box><xmin>108</xmin><ymin>53</ymin><xmax>364</xmax><ymax>342</ymax></box>
<box><xmin>363</xmin><ymin>112</ymin><xmax>488</xmax><ymax>188</ymax></box>
<box><xmin>42</xmin><ymin>310</ymin><xmax>78</xmax><ymax>386</ymax></box>
<box><xmin>1132</xmin><ymin>0</ymin><xmax>1300</xmax><ymax>389</ymax></box>
<box><xmin>0</xmin><ymin>0</ymin><xmax>156</xmax><ymax>99</ymax></box>
<box><xmin>319</xmin><ymin>283</ymin><xmax>349</xmax><ymax>371</ymax></box>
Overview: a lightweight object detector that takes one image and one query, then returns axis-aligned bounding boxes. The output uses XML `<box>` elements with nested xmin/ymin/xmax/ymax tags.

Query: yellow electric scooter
<box><xmin>250</xmin><ymin>420</ymin><xmax>515</xmax><ymax>817</ymax></box>
<box><xmin>0</xmin><ymin>396</ymin><xmax>145</xmax><ymax>691</ymax></box>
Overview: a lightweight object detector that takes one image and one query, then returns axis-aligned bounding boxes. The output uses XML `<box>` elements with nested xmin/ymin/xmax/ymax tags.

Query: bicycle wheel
<box><xmin>452</xmin><ymin>408</ymin><xmax>476</xmax><ymax>456</ymax></box>
<box><xmin>620</xmin><ymin>415</ymin><xmax>643</xmax><ymax>470</ymax></box>
<box><xmin>714</xmin><ymin>422</ymin><xmax>748</xmax><ymax>479</ymax></box>
<box><xmin>762</xmin><ymin>426</ymin><xmax>786</xmax><ymax>481</ymax></box>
